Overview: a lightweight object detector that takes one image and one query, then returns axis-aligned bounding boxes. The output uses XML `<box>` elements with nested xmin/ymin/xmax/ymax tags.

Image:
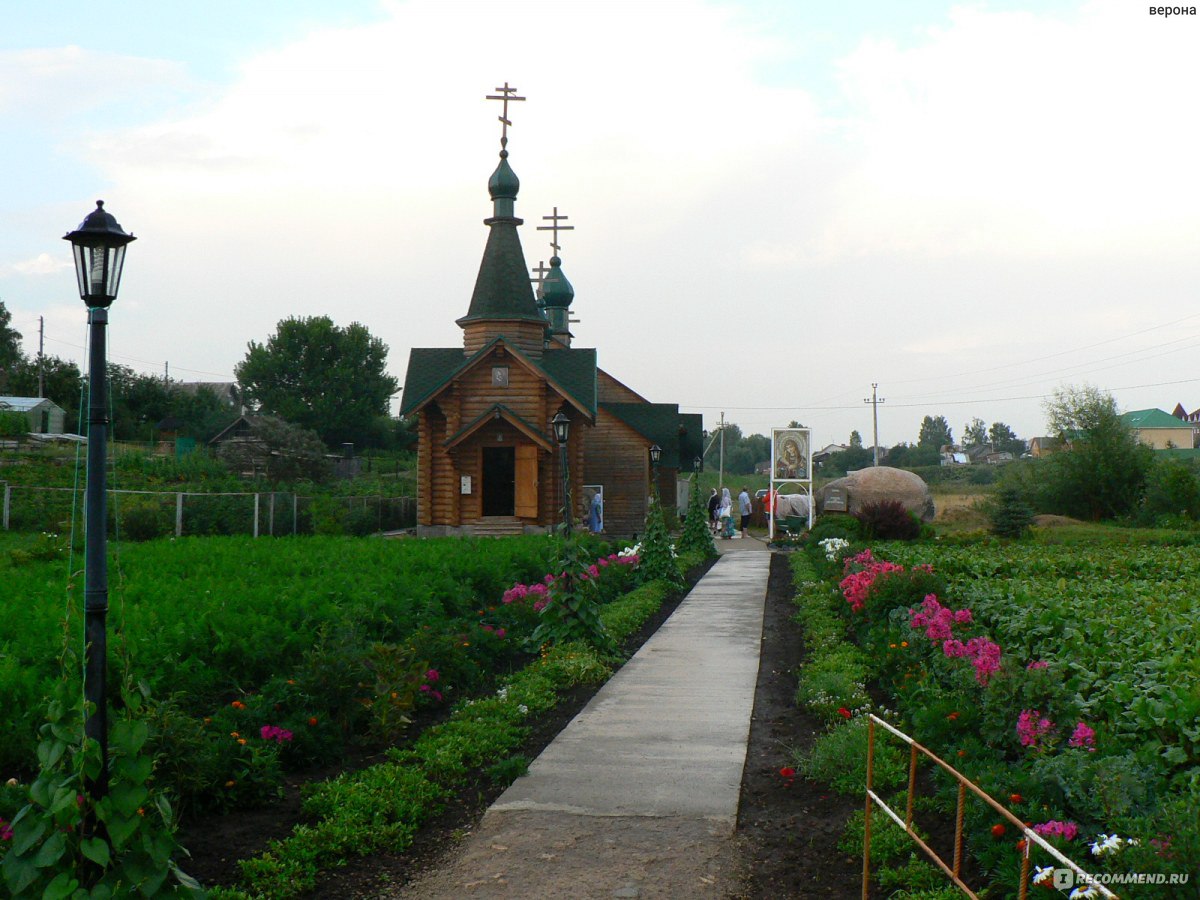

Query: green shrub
<box><xmin>798</xmin><ymin>717</ymin><xmax>906</xmax><ymax>796</ymax></box>
<box><xmin>1141</xmin><ymin>459</ymin><xmax>1200</xmax><ymax>523</ymax></box>
<box><xmin>795</xmin><ymin>646</ymin><xmax>870</xmax><ymax>721</ymax></box>
<box><xmin>988</xmin><ymin>486</ymin><xmax>1034</xmax><ymax>538</ymax></box>
<box><xmin>118</xmin><ymin>495</ymin><xmax>173</xmax><ymax>541</ymax></box>
<box><xmin>855</xmin><ymin>500</ymin><xmax>921</xmax><ymax>541</ymax></box>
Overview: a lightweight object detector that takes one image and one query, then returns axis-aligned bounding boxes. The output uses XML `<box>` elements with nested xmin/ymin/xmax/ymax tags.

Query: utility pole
<box><xmin>718</xmin><ymin>411</ymin><xmax>725</xmax><ymax>489</ymax></box>
<box><xmin>164</xmin><ymin>361</ymin><xmax>169</xmax><ymax>384</ymax></box>
<box><xmin>37</xmin><ymin>316</ymin><xmax>44</xmax><ymax>398</ymax></box>
<box><xmin>864</xmin><ymin>384</ymin><xmax>885</xmax><ymax>466</ymax></box>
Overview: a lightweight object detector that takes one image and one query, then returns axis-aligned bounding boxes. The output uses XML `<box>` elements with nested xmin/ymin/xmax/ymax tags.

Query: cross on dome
<box><xmin>485</xmin><ymin>81</ymin><xmax>526</xmax><ymax>152</ymax></box>
<box><xmin>537</xmin><ymin>206</ymin><xmax>574</xmax><ymax>255</ymax></box>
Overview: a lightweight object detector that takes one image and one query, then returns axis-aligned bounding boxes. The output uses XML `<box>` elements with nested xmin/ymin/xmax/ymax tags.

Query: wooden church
<box><xmin>399</xmin><ymin>85</ymin><xmax>701</xmax><ymax>538</ymax></box>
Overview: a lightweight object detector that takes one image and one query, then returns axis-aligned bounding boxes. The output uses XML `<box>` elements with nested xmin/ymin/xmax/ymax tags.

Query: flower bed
<box><xmin>793</xmin><ymin>534</ymin><xmax>1200</xmax><ymax>896</ymax></box>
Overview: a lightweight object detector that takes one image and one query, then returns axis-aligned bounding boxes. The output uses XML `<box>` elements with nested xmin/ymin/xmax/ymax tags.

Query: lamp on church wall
<box><xmin>64</xmin><ymin>200</ymin><xmax>136</xmax><ymax>822</ymax></box>
<box><xmin>551</xmin><ymin>412</ymin><xmax>571</xmax><ymax>535</ymax></box>
<box><xmin>649</xmin><ymin>443</ymin><xmax>662</xmax><ymax>495</ymax></box>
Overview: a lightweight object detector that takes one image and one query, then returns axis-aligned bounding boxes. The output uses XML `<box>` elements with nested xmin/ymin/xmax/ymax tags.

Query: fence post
<box><xmin>175</xmin><ymin>493</ymin><xmax>184</xmax><ymax>537</ymax></box>
<box><xmin>293</xmin><ymin>493</ymin><xmax>298</xmax><ymax>535</ymax></box>
<box><xmin>269</xmin><ymin>492</ymin><xmax>275</xmax><ymax>537</ymax></box>
<box><xmin>253</xmin><ymin>492</ymin><xmax>260</xmax><ymax>538</ymax></box>
<box><xmin>2</xmin><ymin>482</ymin><xmax>9</xmax><ymax>530</ymax></box>
<box><xmin>863</xmin><ymin>717</ymin><xmax>875</xmax><ymax>899</ymax></box>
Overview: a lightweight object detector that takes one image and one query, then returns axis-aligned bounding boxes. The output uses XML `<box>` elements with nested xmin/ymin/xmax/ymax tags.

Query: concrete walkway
<box><xmin>398</xmin><ymin>551</ymin><xmax>772</xmax><ymax>898</ymax></box>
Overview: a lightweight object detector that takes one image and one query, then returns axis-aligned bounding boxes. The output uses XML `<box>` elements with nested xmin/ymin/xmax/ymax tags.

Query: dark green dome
<box><xmin>488</xmin><ymin>152</ymin><xmax>520</xmax><ymax>201</ymax></box>
<box><xmin>542</xmin><ymin>255</ymin><xmax>574</xmax><ymax>309</ymax></box>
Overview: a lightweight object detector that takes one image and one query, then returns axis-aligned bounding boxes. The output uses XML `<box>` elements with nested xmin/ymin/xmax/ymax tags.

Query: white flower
<box><xmin>1090</xmin><ymin>833</ymin><xmax>1125</xmax><ymax>857</ymax></box>
<box><xmin>518</xmin><ymin>704</ymin><xmax>529</xmax><ymax>715</ymax></box>
<box><xmin>496</xmin><ymin>687</ymin><xmax>509</xmax><ymax>700</ymax></box>
<box><xmin>1032</xmin><ymin>866</ymin><xmax>1055</xmax><ymax>886</ymax></box>
<box><xmin>1069</xmin><ymin>886</ymin><xmax>1099</xmax><ymax>899</ymax></box>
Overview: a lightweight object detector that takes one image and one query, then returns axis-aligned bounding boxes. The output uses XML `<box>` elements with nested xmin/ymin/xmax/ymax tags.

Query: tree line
<box><xmin>1</xmin><ymin>300</ymin><xmax>409</xmax><ymax>452</ymax></box>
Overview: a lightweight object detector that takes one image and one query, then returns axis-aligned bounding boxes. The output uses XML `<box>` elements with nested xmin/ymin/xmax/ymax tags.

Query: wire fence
<box><xmin>0</xmin><ymin>482</ymin><xmax>416</xmax><ymax>538</ymax></box>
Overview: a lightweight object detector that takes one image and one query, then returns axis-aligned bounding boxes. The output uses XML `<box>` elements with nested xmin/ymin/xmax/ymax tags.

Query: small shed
<box><xmin>0</xmin><ymin>396</ymin><xmax>66</xmax><ymax>434</ymax></box>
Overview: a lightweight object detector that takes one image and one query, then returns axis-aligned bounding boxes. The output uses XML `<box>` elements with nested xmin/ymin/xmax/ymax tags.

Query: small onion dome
<box><xmin>488</xmin><ymin>151</ymin><xmax>520</xmax><ymax>201</ymax></box>
<box><xmin>541</xmin><ymin>256</ymin><xmax>574</xmax><ymax>309</ymax></box>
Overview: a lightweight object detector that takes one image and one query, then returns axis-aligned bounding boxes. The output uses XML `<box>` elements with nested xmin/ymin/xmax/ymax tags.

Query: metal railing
<box><xmin>862</xmin><ymin>713</ymin><xmax>1118</xmax><ymax>899</ymax></box>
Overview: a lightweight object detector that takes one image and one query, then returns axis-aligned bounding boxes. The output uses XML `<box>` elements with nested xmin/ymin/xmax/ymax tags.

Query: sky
<box><xmin>2</xmin><ymin>0</ymin><xmax>1199</xmax><ymax>449</ymax></box>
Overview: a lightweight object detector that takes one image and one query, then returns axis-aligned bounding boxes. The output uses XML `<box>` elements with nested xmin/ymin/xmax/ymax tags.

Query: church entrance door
<box><xmin>482</xmin><ymin>446</ymin><xmax>516</xmax><ymax>516</ymax></box>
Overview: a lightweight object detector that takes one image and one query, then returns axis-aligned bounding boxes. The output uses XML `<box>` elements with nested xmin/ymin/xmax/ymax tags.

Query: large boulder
<box><xmin>817</xmin><ymin>467</ymin><xmax>935</xmax><ymax>522</ymax></box>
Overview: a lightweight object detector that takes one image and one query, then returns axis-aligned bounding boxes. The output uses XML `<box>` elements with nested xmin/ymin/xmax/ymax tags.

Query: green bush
<box><xmin>798</xmin><ymin>717</ymin><xmax>906</xmax><ymax>796</ymax></box>
<box><xmin>988</xmin><ymin>486</ymin><xmax>1034</xmax><ymax>538</ymax></box>
<box><xmin>118</xmin><ymin>495</ymin><xmax>173</xmax><ymax>541</ymax></box>
<box><xmin>1141</xmin><ymin>459</ymin><xmax>1200</xmax><ymax>524</ymax></box>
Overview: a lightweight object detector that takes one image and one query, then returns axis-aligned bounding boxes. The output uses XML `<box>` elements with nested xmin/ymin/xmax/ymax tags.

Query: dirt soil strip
<box><xmin>730</xmin><ymin>552</ymin><xmax>862</xmax><ymax>898</ymax></box>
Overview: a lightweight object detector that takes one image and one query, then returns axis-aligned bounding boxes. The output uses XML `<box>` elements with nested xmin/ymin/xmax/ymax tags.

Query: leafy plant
<box><xmin>855</xmin><ymin>500</ymin><xmax>921</xmax><ymax>541</ymax></box>
<box><xmin>528</xmin><ymin>537</ymin><xmax>616</xmax><ymax>652</ymax></box>
<box><xmin>638</xmin><ymin>493</ymin><xmax>683</xmax><ymax>589</ymax></box>
<box><xmin>1</xmin><ymin>676</ymin><xmax>201</xmax><ymax>897</ymax></box>
<box><xmin>676</xmin><ymin>481</ymin><xmax>717</xmax><ymax>559</ymax></box>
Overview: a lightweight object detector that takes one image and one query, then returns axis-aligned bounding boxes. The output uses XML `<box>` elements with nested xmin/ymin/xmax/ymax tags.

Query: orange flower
<box><xmin>991</xmin><ymin>823</ymin><xmax>1006</xmax><ymax>838</ymax></box>
<box><xmin>900</xmin><ymin>641</ymin><xmax>908</xmax><ymax>648</ymax></box>
<box><xmin>889</xmin><ymin>643</ymin><xmax>897</xmax><ymax>649</ymax></box>
<box><xmin>203</xmin><ymin>717</ymin><xmax>212</xmax><ymax>725</ymax></box>
<box><xmin>957</xmin><ymin>749</ymin><xmax>967</xmax><ymax>758</ymax></box>
<box><xmin>308</xmin><ymin>717</ymin><xmax>318</xmax><ymax>726</ymax></box>
<box><xmin>286</xmin><ymin>679</ymin><xmax>296</xmax><ymax>685</ymax></box>
<box><xmin>1010</xmin><ymin>793</ymin><xmax>1023</xmax><ymax>804</ymax></box>
<box><xmin>137</xmin><ymin>807</ymin><xmax>145</xmax><ymax>817</ymax></box>
<box><xmin>947</xmin><ymin>712</ymin><xmax>960</xmax><ymax>721</ymax></box>
<box><xmin>231</xmin><ymin>700</ymin><xmax>246</xmax><ymax>710</ymax></box>
<box><xmin>230</xmin><ymin>731</ymin><xmax>239</xmax><ymax>738</ymax></box>
<box><xmin>1016</xmin><ymin>839</ymin><xmax>1028</xmax><ymax>853</ymax></box>
<box><xmin>237</xmin><ymin>738</ymin><xmax>247</xmax><ymax>745</ymax></box>
<box><xmin>225</xmin><ymin>780</ymin><xmax>236</xmax><ymax>788</ymax></box>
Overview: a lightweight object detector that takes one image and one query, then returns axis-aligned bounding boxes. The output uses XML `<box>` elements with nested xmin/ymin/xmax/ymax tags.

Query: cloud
<box><xmin>4</xmin><ymin>252</ymin><xmax>72</xmax><ymax>277</ymax></box>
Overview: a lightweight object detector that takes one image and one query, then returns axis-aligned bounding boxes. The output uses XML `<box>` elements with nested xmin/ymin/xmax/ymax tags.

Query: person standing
<box><xmin>707</xmin><ymin>488</ymin><xmax>720</xmax><ymax>532</ymax></box>
<box><xmin>718</xmin><ymin>487</ymin><xmax>733</xmax><ymax>539</ymax></box>
<box><xmin>587</xmin><ymin>490</ymin><xmax>604</xmax><ymax>533</ymax></box>
<box><xmin>738</xmin><ymin>486</ymin><xmax>752</xmax><ymax>537</ymax></box>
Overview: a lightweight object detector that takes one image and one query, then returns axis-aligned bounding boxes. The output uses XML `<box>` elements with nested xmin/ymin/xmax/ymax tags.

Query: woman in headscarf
<box><xmin>587</xmin><ymin>490</ymin><xmax>604</xmax><ymax>533</ymax></box>
<box><xmin>718</xmin><ymin>487</ymin><xmax>734</xmax><ymax>538</ymax></box>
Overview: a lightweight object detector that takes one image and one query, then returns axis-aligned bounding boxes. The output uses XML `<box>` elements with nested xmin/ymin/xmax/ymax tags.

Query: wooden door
<box><xmin>514</xmin><ymin>445</ymin><xmax>539</xmax><ymax>518</ymax></box>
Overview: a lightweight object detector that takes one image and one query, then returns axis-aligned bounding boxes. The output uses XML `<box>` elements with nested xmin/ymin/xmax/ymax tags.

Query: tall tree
<box><xmin>988</xmin><ymin>421</ymin><xmax>1023</xmax><ymax>456</ymax></box>
<box><xmin>236</xmin><ymin>316</ymin><xmax>399</xmax><ymax>448</ymax></box>
<box><xmin>917</xmin><ymin>415</ymin><xmax>953</xmax><ymax>450</ymax></box>
<box><xmin>849</xmin><ymin>429</ymin><xmax>863</xmax><ymax>449</ymax></box>
<box><xmin>1041</xmin><ymin>385</ymin><xmax>1152</xmax><ymax>520</ymax></box>
<box><xmin>0</xmin><ymin>299</ymin><xmax>25</xmax><ymax>389</ymax></box>
<box><xmin>963</xmin><ymin>418</ymin><xmax>988</xmax><ymax>447</ymax></box>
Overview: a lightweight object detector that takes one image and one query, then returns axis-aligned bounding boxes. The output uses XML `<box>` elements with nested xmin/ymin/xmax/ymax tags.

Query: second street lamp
<box><xmin>649</xmin><ymin>444</ymin><xmax>662</xmax><ymax>496</ymax></box>
<box><xmin>65</xmin><ymin>200</ymin><xmax>135</xmax><ymax>810</ymax></box>
<box><xmin>551</xmin><ymin>412</ymin><xmax>571</xmax><ymax>535</ymax></box>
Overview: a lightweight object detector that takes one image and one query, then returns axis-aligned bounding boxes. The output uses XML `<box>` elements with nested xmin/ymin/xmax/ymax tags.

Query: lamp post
<box><xmin>65</xmin><ymin>200</ymin><xmax>135</xmax><ymax>809</ymax></box>
<box><xmin>551</xmin><ymin>412</ymin><xmax>571</xmax><ymax>535</ymax></box>
<box><xmin>649</xmin><ymin>443</ymin><xmax>662</xmax><ymax>496</ymax></box>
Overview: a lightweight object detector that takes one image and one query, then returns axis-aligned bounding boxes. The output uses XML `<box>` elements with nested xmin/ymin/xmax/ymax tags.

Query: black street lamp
<box><xmin>65</xmin><ymin>200</ymin><xmax>135</xmax><ymax>810</ymax></box>
<box><xmin>551</xmin><ymin>412</ymin><xmax>571</xmax><ymax>535</ymax></box>
<box><xmin>649</xmin><ymin>443</ymin><xmax>662</xmax><ymax>495</ymax></box>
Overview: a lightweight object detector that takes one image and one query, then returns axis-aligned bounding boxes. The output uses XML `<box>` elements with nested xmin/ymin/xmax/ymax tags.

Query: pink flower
<box><xmin>1026</xmin><ymin>660</ymin><xmax>1048</xmax><ymax>670</ymax></box>
<box><xmin>587</xmin><ymin>565</ymin><xmax>600</xmax><ymax>578</ymax></box>
<box><xmin>1068</xmin><ymin>721</ymin><xmax>1096</xmax><ymax>751</ymax></box>
<box><xmin>0</xmin><ymin>818</ymin><xmax>12</xmax><ymax>842</ymax></box>
<box><xmin>259</xmin><ymin>725</ymin><xmax>293</xmax><ymax>744</ymax></box>
<box><xmin>482</xmin><ymin>624</ymin><xmax>494</xmax><ymax>632</ymax></box>
<box><xmin>431</xmin><ymin>690</ymin><xmax>443</xmax><ymax>702</ymax></box>
<box><xmin>1017</xmin><ymin>709</ymin><xmax>1055</xmax><ymax>748</ymax></box>
<box><xmin>496</xmin><ymin>628</ymin><xmax>507</xmax><ymax>639</ymax></box>
<box><xmin>1033</xmin><ymin>820</ymin><xmax>1079</xmax><ymax>842</ymax></box>
<box><xmin>419</xmin><ymin>684</ymin><xmax>431</xmax><ymax>692</ymax></box>
<box><xmin>425</xmin><ymin>669</ymin><xmax>440</xmax><ymax>682</ymax></box>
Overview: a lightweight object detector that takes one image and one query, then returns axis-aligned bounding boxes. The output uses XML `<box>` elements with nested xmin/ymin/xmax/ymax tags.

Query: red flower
<box><xmin>837</xmin><ymin>707</ymin><xmax>852</xmax><ymax>719</ymax></box>
<box><xmin>991</xmin><ymin>824</ymin><xmax>1006</xmax><ymax>838</ymax></box>
<box><xmin>308</xmin><ymin>717</ymin><xmax>318</xmax><ymax>726</ymax></box>
<box><xmin>1016</xmin><ymin>839</ymin><xmax>1028</xmax><ymax>853</ymax></box>
<box><xmin>779</xmin><ymin>767</ymin><xmax>796</xmax><ymax>779</ymax></box>
<box><xmin>946</xmin><ymin>711</ymin><xmax>959</xmax><ymax>721</ymax></box>
<box><xmin>1009</xmin><ymin>793</ymin><xmax>1023</xmax><ymax>805</ymax></box>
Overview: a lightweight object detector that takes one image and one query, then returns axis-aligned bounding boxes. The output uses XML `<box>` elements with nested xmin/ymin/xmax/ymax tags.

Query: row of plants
<box><xmin>788</xmin><ymin>522</ymin><xmax>1200</xmax><ymax>897</ymax></box>
<box><xmin>2</xmin><ymin>487</ymin><xmax>715</xmax><ymax>896</ymax></box>
<box><xmin>208</xmin><ymin>573</ymin><xmax>688</xmax><ymax>899</ymax></box>
<box><xmin>0</xmin><ymin>534</ymin><xmax>566</xmax><ymax>796</ymax></box>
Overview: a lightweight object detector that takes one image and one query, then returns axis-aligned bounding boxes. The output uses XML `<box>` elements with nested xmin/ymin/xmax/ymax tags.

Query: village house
<box><xmin>399</xmin><ymin>97</ymin><xmax>700</xmax><ymax>537</ymax></box>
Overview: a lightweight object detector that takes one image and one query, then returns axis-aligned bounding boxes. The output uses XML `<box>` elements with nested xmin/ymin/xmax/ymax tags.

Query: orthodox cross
<box><xmin>485</xmin><ymin>82</ymin><xmax>525</xmax><ymax>151</ymax></box>
<box><xmin>537</xmin><ymin>207</ymin><xmax>574</xmax><ymax>255</ymax></box>
<box><xmin>530</xmin><ymin>260</ymin><xmax>551</xmax><ymax>298</ymax></box>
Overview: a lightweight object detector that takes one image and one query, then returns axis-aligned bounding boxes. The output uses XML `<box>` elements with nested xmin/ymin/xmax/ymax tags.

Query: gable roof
<box><xmin>0</xmin><ymin>396</ymin><xmax>64</xmax><ymax>412</ymax></box>
<box><xmin>399</xmin><ymin>339</ymin><xmax>597</xmax><ymax>420</ymax></box>
<box><xmin>601</xmin><ymin>402</ymin><xmax>701</xmax><ymax>471</ymax></box>
<box><xmin>1121</xmin><ymin>408</ymin><xmax>1194</xmax><ymax>430</ymax></box>
<box><xmin>443</xmin><ymin>403</ymin><xmax>554</xmax><ymax>452</ymax></box>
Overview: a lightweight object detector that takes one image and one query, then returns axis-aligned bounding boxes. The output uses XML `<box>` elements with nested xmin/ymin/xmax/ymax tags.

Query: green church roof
<box><xmin>399</xmin><ymin>341</ymin><xmax>597</xmax><ymax>420</ymax></box>
<box><xmin>601</xmin><ymin>402</ymin><xmax>701</xmax><ymax>471</ymax></box>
